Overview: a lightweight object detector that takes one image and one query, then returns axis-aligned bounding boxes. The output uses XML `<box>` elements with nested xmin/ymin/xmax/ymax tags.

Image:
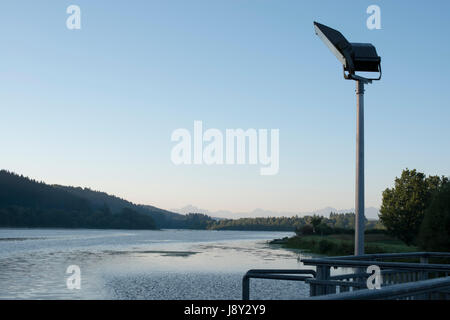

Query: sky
<box><xmin>0</xmin><ymin>1</ymin><xmax>449</xmax><ymax>214</ymax></box>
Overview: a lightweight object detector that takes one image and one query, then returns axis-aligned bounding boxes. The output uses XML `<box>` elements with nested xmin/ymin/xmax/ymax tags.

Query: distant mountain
<box><xmin>0</xmin><ymin>170</ymin><xmax>187</xmax><ymax>229</ymax></box>
<box><xmin>312</xmin><ymin>207</ymin><xmax>380</xmax><ymax>220</ymax></box>
<box><xmin>172</xmin><ymin>205</ymin><xmax>381</xmax><ymax>220</ymax></box>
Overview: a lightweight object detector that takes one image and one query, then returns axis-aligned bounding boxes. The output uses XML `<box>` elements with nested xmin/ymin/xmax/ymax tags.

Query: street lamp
<box><xmin>313</xmin><ymin>21</ymin><xmax>382</xmax><ymax>256</ymax></box>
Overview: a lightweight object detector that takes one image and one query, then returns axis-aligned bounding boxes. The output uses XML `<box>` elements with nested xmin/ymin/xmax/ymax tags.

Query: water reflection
<box><xmin>0</xmin><ymin>229</ymin><xmax>314</xmax><ymax>299</ymax></box>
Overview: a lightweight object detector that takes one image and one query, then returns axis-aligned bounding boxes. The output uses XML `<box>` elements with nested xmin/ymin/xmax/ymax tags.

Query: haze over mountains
<box><xmin>172</xmin><ymin>205</ymin><xmax>381</xmax><ymax>220</ymax></box>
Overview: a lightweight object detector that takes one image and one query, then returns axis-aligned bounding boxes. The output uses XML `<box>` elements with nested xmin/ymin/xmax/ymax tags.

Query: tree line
<box><xmin>1</xmin><ymin>168</ymin><xmax>449</xmax><ymax>253</ymax></box>
<box><xmin>187</xmin><ymin>212</ymin><xmax>383</xmax><ymax>232</ymax></box>
<box><xmin>379</xmin><ymin>168</ymin><xmax>449</xmax><ymax>251</ymax></box>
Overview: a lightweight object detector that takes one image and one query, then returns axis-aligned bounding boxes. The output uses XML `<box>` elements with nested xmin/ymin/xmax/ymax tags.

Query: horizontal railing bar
<box><xmin>330</xmin><ymin>272</ymin><xmax>369</xmax><ymax>280</ymax></box>
<box><xmin>302</xmin><ymin>259</ymin><xmax>450</xmax><ymax>272</ymax></box>
<box><xmin>330</xmin><ymin>269</ymin><xmax>424</xmax><ymax>281</ymax></box>
<box><xmin>245</xmin><ymin>269</ymin><xmax>316</xmax><ymax>276</ymax></box>
<box><xmin>306</xmin><ymin>279</ymin><xmax>367</xmax><ymax>288</ymax></box>
<box><xmin>245</xmin><ymin>274</ymin><xmax>313</xmax><ymax>281</ymax></box>
<box><xmin>326</xmin><ymin>252</ymin><xmax>450</xmax><ymax>261</ymax></box>
<box><xmin>308</xmin><ymin>276</ymin><xmax>450</xmax><ymax>300</ymax></box>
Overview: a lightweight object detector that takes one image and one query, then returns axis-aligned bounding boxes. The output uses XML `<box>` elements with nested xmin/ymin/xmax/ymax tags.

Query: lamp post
<box><xmin>313</xmin><ymin>22</ymin><xmax>381</xmax><ymax>256</ymax></box>
<box><xmin>355</xmin><ymin>79</ymin><xmax>365</xmax><ymax>256</ymax></box>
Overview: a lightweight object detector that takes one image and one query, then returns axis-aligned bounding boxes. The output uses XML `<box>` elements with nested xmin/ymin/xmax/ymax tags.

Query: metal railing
<box><xmin>308</xmin><ymin>276</ymin><xmax>450</xmax><ymax>300</ymax></box>
<box><xmin>323</xmin><ymin>251</ymin><xmax>450</xmax><ymax>262</ymax></box>
<box><xmin>241</xmin><ymin>252</ymin><xmax>450</xmax><ymax>299</ymax></box>
<box><xmin>242</xmin><ymin>269</ymin><xmax>316</xmax><ymax>300</ymax></box>
<box><xmin>302</xmin><ymin>252</ymin><xmax>450</xmax><ymax>296</ymax></box>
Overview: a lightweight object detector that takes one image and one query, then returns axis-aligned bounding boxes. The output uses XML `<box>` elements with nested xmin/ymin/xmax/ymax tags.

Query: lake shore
<box><xmin>269</xmin><ymin>233</ymin><xmax>417</xmax><ymax>256</ymax></box>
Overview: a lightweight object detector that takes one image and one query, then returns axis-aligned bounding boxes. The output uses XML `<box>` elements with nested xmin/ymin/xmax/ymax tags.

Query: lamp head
<box><xmin>313</xmin><ymin>21</ymin><xmax>381</xmax><ymax>81</ymax></box>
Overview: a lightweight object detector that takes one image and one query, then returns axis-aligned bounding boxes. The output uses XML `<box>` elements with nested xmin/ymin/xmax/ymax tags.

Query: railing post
<box><xmin>420</xmin><ymin>255</ymin><xmax>430</xmax><ymax>299</ymax></box>
<box><xmin>316</xmin><ymin>266</ymin><xmax>331</xmax><ymax>295</ymax></box>
<box><xmin>242</xmin><ymin>275</ymin><xmax>250</xmax><ymax>300</ymax></box>
<box><xmin>420</xmin><ymin>256</ymin><xmax>429</xmax><ymax>264</ymax></box>
<box><xmin>420</xmin><ymin>256</ymin><xmax>429</xmax><ymax>280</ymax></box>
<box><xmin>309</xmin><ymin>282</ymin><xmax>316</xmax><ymax>297</ymax></box>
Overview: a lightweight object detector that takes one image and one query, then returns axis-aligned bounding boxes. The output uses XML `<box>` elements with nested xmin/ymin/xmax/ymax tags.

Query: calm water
<box><xmin>0</xmin><ymin>228</ymin><xmax>316</xmax><ymax>300</ymax></box>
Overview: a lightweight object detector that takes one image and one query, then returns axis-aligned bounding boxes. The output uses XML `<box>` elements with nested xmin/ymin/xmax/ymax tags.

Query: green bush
<box><xmin>295</xmin><ymin>224</ymin><xmax>314</xmax><ymax>236</ymax></box>
<box><xmin>317</xmin><ymin>239</ymin><xmax>334</xmax><ymax>254</ymax></box>
<box><xmin>419</xmin><ymin>183</ymin><xmax>450</xmax><ymax>252</ymax></box>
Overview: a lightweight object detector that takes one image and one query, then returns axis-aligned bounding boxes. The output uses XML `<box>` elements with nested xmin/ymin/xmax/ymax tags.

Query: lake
<box><xmin>0</xmin><ymin>228</ymin><xmax>315</xmax><ymax>300</ymax></box>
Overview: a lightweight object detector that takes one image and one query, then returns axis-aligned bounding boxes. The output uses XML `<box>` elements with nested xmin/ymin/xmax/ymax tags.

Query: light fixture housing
<box><xmin>313</xmin><ymin>21</ymin><xmax>381</xmax><ymax>81</ymax></box>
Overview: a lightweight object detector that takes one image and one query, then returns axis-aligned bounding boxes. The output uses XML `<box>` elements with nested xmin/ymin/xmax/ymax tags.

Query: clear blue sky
<box><xmin>0</xmin><ymin>1</ymin><xmax>449</xmax><ymax>213</ymax></box>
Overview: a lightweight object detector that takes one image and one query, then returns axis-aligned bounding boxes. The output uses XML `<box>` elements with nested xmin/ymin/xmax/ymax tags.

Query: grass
<box><xmin>276</xmin><ymin>233</ymin><xmax>418</xmax><ymax>256</ymax></box>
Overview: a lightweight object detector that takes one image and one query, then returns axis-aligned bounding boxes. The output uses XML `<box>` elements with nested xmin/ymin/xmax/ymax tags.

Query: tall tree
<box><xmin>419</xmin><ymin>183</ymin><xmax>450</xmax><ymax>252</ymax></box>
<box><xmin>310</xmin><ymin>215</ymin><xmax>323</xmax><ymax>234</ymax></box>
<box><xmin>379</xmin><ymin>169</ymin><xmax>448</xmax><ymax>245</ymax></box>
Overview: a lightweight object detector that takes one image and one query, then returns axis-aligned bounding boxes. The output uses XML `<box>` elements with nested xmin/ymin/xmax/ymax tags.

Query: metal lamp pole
<box><xmin>355</xmin><ymin>79</ymin><xmax>365</xmax><ymax>256</ymax></box>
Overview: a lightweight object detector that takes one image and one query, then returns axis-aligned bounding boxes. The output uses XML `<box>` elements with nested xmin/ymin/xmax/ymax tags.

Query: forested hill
<box><xmin>54</xmin><ymin>185</ymin><xmax>187</xmax><ymax>228</ymax></box>
<box><xmin>0</xmin><ymin>170</ymin><xmax>187</xmax><ymax>229</ymax></box>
